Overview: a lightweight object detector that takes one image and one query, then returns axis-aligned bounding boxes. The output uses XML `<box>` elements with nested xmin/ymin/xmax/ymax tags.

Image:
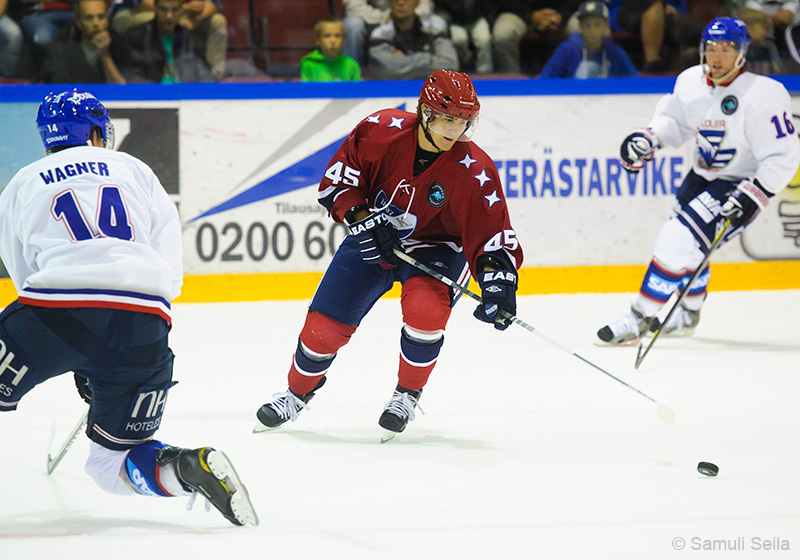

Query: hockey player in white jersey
<box><xmin>596</xmin><ymin>17</ymin><xmax>800</xmax><ymax>345</ymax></box>
<box><xmin>0</xmin><ymin>88</ymin><xmax>258</xmax><ymax>526</ymax></box>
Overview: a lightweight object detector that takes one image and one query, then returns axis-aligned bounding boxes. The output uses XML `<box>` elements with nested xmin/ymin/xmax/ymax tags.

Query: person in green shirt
<box><xmin>301</xmin><ymin>18</ymin><xmax>361</xmax><ymax>82</ymax></box>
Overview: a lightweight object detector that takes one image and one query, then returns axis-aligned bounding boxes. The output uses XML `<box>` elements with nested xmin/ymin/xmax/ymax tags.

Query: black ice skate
<box><xmin>379</xmin><ymin>384</ymin><xmax>423</xmax><ymax>443</ymax></box>
<box><xmin>157</xmin><ymin>446</ymin><xmax>259</xmax><ymax>527</ymax></box>
<box><xmin>254</xmin><ymin>377</ymin><xmax>326</xmax><ymax>432</ymax></box>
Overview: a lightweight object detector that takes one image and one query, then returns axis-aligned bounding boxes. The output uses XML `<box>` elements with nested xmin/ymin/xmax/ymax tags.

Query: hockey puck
<box><xmin>697</xmin><ymin>462</ymin><xmax>719</xmax><ymax>477</ymax></box>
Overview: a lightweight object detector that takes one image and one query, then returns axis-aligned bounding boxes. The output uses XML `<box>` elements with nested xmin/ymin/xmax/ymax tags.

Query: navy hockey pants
<box><xmin>0</xmin><ymin>302</ymin><xmax>175</xmax><ymax>451</ymax></box>
<box><xmin>309</xmin><ymin>235</ymin><xmax>469</xmax><ymax>327</ymax></box>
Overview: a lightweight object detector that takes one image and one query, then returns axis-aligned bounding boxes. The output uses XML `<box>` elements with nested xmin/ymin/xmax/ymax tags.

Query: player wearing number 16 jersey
<box><xmin>255</xmin><ymin>70</ymin><xmax>524</xmax><ymax>440</ymax></box>
<box><xmin>0</xmin><ymin>88</ymin><xmax>257</xmax><ymax>526</ymax></box>
<box><xmin>596</xmin><ymin>17</ymin><xmax>800</xmax><ymax>346</ymax></box>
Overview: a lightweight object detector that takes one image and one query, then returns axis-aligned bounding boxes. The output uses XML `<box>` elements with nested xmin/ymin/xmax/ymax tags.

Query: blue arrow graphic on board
<box><xmin>189</xmin><ymin>135</ymin><xmax>343</xmax><ymax>222</ymax></box>
<box><xmin>188</xmin><ymin>103</ymin><xmax>407</xmax><ymax>223</ymax></box>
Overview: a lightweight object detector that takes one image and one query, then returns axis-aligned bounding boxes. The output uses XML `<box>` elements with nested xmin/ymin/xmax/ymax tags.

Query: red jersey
<box><xmin>318</xmin><ymin>108</ymin><xmax>523</xmax><ymax>273</ymax></box>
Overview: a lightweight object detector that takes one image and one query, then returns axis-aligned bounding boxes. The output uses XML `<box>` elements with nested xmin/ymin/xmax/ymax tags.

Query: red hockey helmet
<box><xmin>418</xmin><ymin>70</ymin><xmax>480</xmax><ymax>121</ymax></box>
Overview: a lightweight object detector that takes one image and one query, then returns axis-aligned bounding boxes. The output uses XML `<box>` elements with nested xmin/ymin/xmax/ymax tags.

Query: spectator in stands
<box><xmin>40</xmin><ymin>0</ymin><xmax>126</xmax><ymax>83</ymax></box>
<box><xmin>368</xmin><ymin>0</ymin><xmax>458</xmax><ymax>80</ymax></box>
<box><xmin>492</xmin><ymin>1</ymin><xmax>581</xmax><ymax>74</ymax></box>
<box><xmin>0</xmin><ymin>0</ymin><xmax>23</xmax><ymax>78</ymax></box>
<box><xmin>735</xmin><ymin>6</ymin><xmax>785</xmax><ymax>73</ymax></box>
<box><xmin>343</xmin><ymin>0</ymin><xmax>438</xmax><ymax>66</ymax></box>
<box><xmin>118</xmin><ymin>0</ymin><xmax>215</xmax><ymax>83</ymax></box>
<box><xmin>540</xmin><ymin>1</ymin><xmax>638</xmax><ymax>78</ymax></box>
<box><xmin>109</xmin><ymin>0</ymin><xmax>154</xmax><ymax>33</ymax></box>
<box><xmin>433</xmin><ymin>0</ymin><xmax>495</xmax><ymax>73</ymax></box>
<box><xmin>301</xmin><ymin>18</ymin><xmax>361</xmax><ymax>81</ymax></box>
<box><xmin>733</xmin><ymin>2</ymin><xmax>799</xmax><ymax>73</ymax></box>
<box><xmin>110</xmin><ymin>0</ymin><xmax>226</xmax><ymax>79</ymax></box>
<box><xmin>18</xmin><ymin>0</ymin><xmax>76</xmax><ymax>63</ymax></box>
<box><xmin>605</xmin><ymin>0</ymin><xmax>702</xmax><ymax>73</ymax></box>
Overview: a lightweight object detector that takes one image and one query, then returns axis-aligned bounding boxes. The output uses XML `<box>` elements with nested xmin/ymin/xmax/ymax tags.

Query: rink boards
<box><xmin>1</xmin><ymin>78</ymin><xmax>799</xmax><ymax>302</ymax></box>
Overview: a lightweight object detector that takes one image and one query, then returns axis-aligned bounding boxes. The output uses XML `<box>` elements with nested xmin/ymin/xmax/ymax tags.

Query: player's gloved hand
<box><xmin>474</xmin><ymin>269</ymin><xmax>517</xmax><ymax>331</ymax></box>
<box><xmin>74</xmin><ymin>373</ymin><xmax>92</xmax><ymax>404</ymax></box>
<box><xmin>720</xmin><ymin>179</ymin><xmax>770</xmax><ymax>228</ymax></box>
<box><xmin>620</xmin><ymin>127</ymin><xmax>659</xmax><ymax>173</ymax></box>
<box><xmin>348</xmin><ymin>211</ymin><xmax>402</xmax><ymax>266</ymax></box>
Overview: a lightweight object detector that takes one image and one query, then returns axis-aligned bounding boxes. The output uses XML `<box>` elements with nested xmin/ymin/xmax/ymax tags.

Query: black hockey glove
<box><xmin>348</xmin><ymin>211</ymin><xmax>402</xmax><ymax>266</ymax></box>
<box><xmin>474</xmin><ymin>269</ymin><xmax>517</xmax><ymax>331</ymax></box>
<box><xmin>74</xmin><ymin>373</ymin><xmax>92</xmax><ymax>404</ymax></box>
<box><xmin>620</xmin><ymin>127</ymin><xmax>658</xmax><ymax>173</ymax></box>
<box><xmin>720</xmin><ymin>179</ymin><xmax>770</xmax><ymax>228</ymax></box>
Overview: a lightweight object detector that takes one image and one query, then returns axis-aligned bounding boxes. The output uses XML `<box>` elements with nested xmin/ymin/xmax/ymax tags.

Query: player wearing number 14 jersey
<box><xmin>596</xmin><ymin>17</ymin><xmax>800</xmax><ymax>346</ymax></box>
<box><xmin>0</xmin><ymin>89</ymin><xmax>257</xmax><ymax>526</ymax></box>
<box><xmin>255</xmin><ymin>70</ymin><xmax>524</xmax><ymax>441</ymax></box>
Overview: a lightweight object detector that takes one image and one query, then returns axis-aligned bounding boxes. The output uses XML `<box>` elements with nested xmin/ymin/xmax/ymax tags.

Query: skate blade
<box><xmin>380</xmin><ymin>429</ymin><xmax>398</xmax><ymax>444</ymax></box>
<box><xmin>252</xmin><ymin>421</ymin><xmax>278</xmax><ymax>434</ymax></box>
<box><xmin>206</xmin><ymin>450</ymin><xmax>260</xmax><ymax>526</ymax></box>
<box><xmin>593</xmin><ymin>336</ymin><xmax>641</xmax><ymax>347</ymax></box>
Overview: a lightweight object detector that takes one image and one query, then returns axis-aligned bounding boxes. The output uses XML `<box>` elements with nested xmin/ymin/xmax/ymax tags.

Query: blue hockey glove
<box><xmin>474</xmin><ymin>269</ymin><xmax>517</xmax><ymax>331</ymax></box>
<box><xmin>348</xmin><ymin>211</ymin><xmax>402</xmax><ymax>266</ymax></box>
<box><xmin>620</xmin><ymin>127</ymin><xmax>659</xmax><ymax>173</ymax></box>
<box><xmin>74</xmin><ymin>373</ymin><xmax>92</xmax><ymax>404</ymax></box>
<box><xmin>720</xmin><ymin>179</ymin><xmax>770</xmax><ymax>228</ymax></box>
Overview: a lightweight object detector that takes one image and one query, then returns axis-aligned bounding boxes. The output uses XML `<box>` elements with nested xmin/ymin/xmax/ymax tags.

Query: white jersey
<box><xmin>649</xmin><ymin>65</ymin><xmax>800</xmax><ymax>196</ymax></box>
<box><xmin>0</xmin><ymin>146</ymin><xmax>182</xmax><ymax>322</ymax></box>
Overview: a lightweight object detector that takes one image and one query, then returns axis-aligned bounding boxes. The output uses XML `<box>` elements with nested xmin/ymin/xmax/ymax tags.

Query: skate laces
<box><xmin>269</xmin><ymin>390</ymin><xmax>308</xmax><ymax>422</ymax></box>
<box><xmin>185</xmin><ymin>491</ymin><xmax>213</xmax><ymax>513</ymax></box>
<box><xmin>384</xmin><ymin>391</ymin><xmax>424</xmax><ymax>421</ymax></box>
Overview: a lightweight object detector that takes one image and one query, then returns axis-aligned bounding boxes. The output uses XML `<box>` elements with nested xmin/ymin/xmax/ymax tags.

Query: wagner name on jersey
<box><xmin>0</xmin><ymin>146</ymin><xmax>182</xmax><ymax>322</ymax></box>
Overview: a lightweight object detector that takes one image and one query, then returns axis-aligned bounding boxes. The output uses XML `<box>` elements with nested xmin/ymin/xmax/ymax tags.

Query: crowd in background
<box><xmin>2</xmin><ymin>0</ymin><xmax>800</xmax><ymax>84</ymax></box>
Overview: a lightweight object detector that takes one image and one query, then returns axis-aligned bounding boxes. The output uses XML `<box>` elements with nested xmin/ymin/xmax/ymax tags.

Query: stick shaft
<box><xmin>392</xmin><ymin>248</ymin><xmax>669</xmax><ymax>409</ymax></box>
<box><xmin>47</xmin><ymin>407</ymin><xmax>89</xmax><ymax>475</ymax></box>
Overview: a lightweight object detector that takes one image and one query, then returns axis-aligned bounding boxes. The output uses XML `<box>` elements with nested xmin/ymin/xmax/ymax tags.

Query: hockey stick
<box><xmin>392</xmin><ymin>248</ymin><xmax>676</xmax><ymax>424</ymax></box>
<box><xmin>46</xmin><ymin>407</ymin><xmax>89</xmax><ymax>475</ymax></box>
<box><xmin>634</xmin><ymin>219</ymin><xmax>731</xmax><ymax>370</ymax></box>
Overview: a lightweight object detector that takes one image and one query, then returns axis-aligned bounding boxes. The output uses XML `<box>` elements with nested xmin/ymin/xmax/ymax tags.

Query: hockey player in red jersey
<box><xmin>255</xmin><ymin>70</ymin><xmax>523</xmax><ymax>440</ymax></box>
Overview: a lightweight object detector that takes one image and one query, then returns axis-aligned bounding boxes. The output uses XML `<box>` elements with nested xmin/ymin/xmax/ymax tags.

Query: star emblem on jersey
<box><xmin>366</xmin><ymin>114</ymin><xmax>380</xmax><ymax>124</ymax></box>
<box><xmin>474</xmin><ymin>169</ymin><xmax>491</xmax><ymax>188</ymax></box>
<box><xmin>721</xmin><ymin>95</ymin><xmax>738</xmax><ymax>115</ymax></box>
<box><xmin>427</xmin><ymin>183</ymin><xmax>446</xmax><ymax>207</ymax></box>
<box><xmin>459</xmin><ymin>153</ymin><xmax>477</xmax><ymax>169</ymax></box>
<box><xmin>389</xmin><ymin>116</ymin><xmax>405</xmax><ymax>129</ymax></box>
<box><xmin>484</xmin><ymin>190</ymin><xmax>500</xmax><ymax>208</ymax></box>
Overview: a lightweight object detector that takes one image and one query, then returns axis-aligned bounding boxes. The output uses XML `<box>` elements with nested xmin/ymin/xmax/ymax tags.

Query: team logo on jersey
<box><xmin>697</xmin><ymin>129</ymin><xmax>736</xmax><ymax>169</ymax></box>
<box><xmin>428</xmin><ymin>183</ymin><xmax>446</xmax><ymax>207</ymax></box>
<box><xmin>373</xmin><ymin>189</ymin><xmax>417</xmax><ymax>239</ymax></box>
<box><xmin>721</xmin><ymin>95</ymin><xmax>738</xmax><ymax>115</ymax></box>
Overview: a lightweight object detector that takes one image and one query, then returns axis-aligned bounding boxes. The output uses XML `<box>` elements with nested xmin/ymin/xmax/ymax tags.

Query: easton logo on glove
<box><xmin>481</xmin><ymin>270</ymin><xmax>517</xmax><ymax>284</ymax></box>
<box><xmin>348</xmin><ymin>212</ymin><xmax>391</xmax><ymax>235</ymax></box>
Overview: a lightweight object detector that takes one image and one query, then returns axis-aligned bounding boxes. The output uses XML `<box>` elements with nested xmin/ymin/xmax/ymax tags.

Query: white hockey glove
<box><xmin>720</xmin><ymin>179</ymin><xmax>771</xmax><ymax>228</ymax></box>
<box><xmin>619</xmin><ymin>127</ymin><xmax>659</xmax><ymax>173</ymax></box>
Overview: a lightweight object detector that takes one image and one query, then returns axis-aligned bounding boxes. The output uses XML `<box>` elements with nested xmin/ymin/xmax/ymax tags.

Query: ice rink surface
<box><xmin>1</xmin><ymin>290</ymin><xmax>798</xmax><ymax>559</ymax></box>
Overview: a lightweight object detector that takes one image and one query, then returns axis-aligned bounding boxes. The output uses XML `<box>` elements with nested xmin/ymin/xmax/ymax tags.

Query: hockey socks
<box><xmin>397</xmin><ymin>326</ymin><xmax>444</xmax><ymax>391</ymax></box>
<box><xmin>288</xmin><ymin>311</ymin><xmax>355</xmax><ymax>395</ymax></box>
<box><xmin>638</xmin><ymin>260</ymin><xmax>710</xmax><ymax>315</ymax></box>
<box><xmin>124</xmin><ymin>439</ymin><xmax>188</xmax><ymax>497</ymax></box>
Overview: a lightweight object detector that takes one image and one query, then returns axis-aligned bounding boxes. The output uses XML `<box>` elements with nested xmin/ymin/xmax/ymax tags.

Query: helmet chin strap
<box><xmin>702</xmin><ymin>52</ymin><xmax>746</xmax><ymax>85</ymax></box>
<box><xmin>421</xmin><ymin>117</ymin><xmax>444</xmax><ymax>153</ymax></box>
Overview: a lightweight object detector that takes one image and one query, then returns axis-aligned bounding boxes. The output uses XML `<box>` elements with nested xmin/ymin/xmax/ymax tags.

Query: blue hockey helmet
<box><xmin>700</xmin><ymin>17</ymin><xmax>750</xmax><ymax>83</ymax></box>
<box><xmin>36</xmin><ymin>88</ymin><xmax>115</xmax><ymax>153</ymax></box>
